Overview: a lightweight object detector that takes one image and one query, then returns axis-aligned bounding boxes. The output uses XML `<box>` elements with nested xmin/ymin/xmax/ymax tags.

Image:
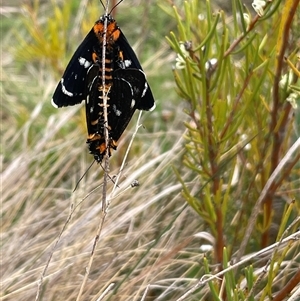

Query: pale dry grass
<box><xmin>1</xmin><ymin>27</ymin><xmax>206</xmax><ymax>300</ymax></box>
<box><xmin>2</xmin><ymin>108</ymin><xmax>206</xmax><ymax>301</ymax></box>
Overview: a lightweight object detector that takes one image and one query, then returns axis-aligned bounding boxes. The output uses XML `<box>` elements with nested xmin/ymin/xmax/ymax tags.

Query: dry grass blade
<box><xmin>237</xmin><ymin>137</ymin><xmax>300</xmax><ymax>260</ymax></box>
<box><xmin>176</xmin><ymin>230</ymin><xmax>300</xmax><ymax>301</ymax></box>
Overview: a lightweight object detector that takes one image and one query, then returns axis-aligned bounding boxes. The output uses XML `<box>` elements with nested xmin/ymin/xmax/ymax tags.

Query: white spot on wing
<box><xmin>148</xmin><ymin>102</ymin><xmax>156</xmax><ymax>111</ymax></box>
<box><xmin>113</xmin><ymin>104</ymin><xmax>122</xmax><ymax>116</ymax></box>
<box><xmin>138</xmin><ymin>70</ymin><xmax>148</xmax><ymax>97</ymax></box>
<box><xmin>61</xmin><ymin>78</ymin><xmax>73</xmax><ymax>97</ymax></box>
<box><xmin>124</xmin><ymin>60</ymin><xmax>131</xmax><ymax>67</ymax></box>
<box><xmin>142</xmin><ymin>82</ymin><xmax>148</xmax><ymax>97</ymax></box>
<box><xmin>51</xmin><ymin>98</ymin><xmax>58</xmax><ymax>108</ymax></box>
<box><xmin>78</xmin><ymin>57</ymin><xmax>92</xmax><ymax>68</ymax></box>
<box><xmin>131</xmin><ymin>99</ymin><xmax>136</xmax><ymax>108</ymax></box>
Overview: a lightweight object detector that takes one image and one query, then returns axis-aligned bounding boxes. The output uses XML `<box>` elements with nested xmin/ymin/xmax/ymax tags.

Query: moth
<box><xmin>52</xmin><ymin>1</ymin><xmax>155</xmax><ymax>162</ymax></box>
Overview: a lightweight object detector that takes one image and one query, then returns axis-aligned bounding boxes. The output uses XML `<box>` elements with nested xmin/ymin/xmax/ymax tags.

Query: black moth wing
<box><xmin>85</xmin><ymin>66</ymin><xmax>148</xmax><ymax>162</ymax></box>
<box><xmin>52</xmin><ymin>29</ymin><xmax>98</xmax><ymax>108</ymax></box>
<box><xmin>116</xmin><ymin>30</ymin><xmax>155</xmax><ymax>111</ymax></box>
<box><xmin>109</xmin><ymin>68</ymin><xmax>149</xmax><ymax>141</ymax></box>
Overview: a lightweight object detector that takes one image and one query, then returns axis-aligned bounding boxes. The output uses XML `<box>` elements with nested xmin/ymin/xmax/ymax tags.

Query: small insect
<box><xmin>51</xmin><ymin>0</ymin><xmax>155</xmax><ymax>163</ymax></box>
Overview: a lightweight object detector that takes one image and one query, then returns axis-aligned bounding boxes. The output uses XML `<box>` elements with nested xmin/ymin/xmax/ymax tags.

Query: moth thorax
<box><xmin>93</xmin><ymin>19</ymin><xmax>120</xmax><ymax>45</ymax></box>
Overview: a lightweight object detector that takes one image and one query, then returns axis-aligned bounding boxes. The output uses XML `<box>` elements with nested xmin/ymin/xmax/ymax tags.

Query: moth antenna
<box><xmin>109</xmin><ymin>0</ymin><xmax>124</xmax><ymax>14</ymax></box>
<box><xmin>99</xmin><ymin>0</ymin><xmax>106</xmax><ymax>11</ymax></box>
<box><xmin>73</xmin><ymin>160</ymin><xmax>96</xmax><ymax>192</ymax></box>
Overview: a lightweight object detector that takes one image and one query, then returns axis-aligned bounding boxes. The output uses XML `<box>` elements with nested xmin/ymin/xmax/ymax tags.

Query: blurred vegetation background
<box><xmin>1</xmin><ymin>0</ymin><xmax>299</xmax><ymax>300</ymax></box>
